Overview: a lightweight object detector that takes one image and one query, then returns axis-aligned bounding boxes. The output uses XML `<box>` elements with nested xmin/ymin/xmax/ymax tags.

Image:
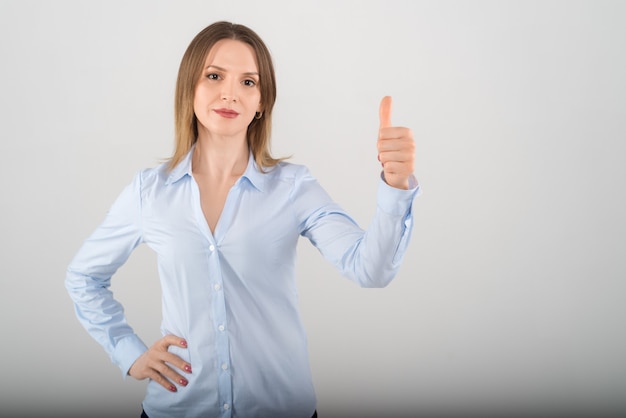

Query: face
<box><xmin>194</xmin><ymin>39</ymin><xmax>262</xmax><ymax>141</ymax></box>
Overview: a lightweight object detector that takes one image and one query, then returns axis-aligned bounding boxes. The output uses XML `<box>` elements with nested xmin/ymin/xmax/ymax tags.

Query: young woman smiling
<box><xmin>66</xmin><ymin>21</ymin><xmax>418</xmax><ymax>418</ymax></box>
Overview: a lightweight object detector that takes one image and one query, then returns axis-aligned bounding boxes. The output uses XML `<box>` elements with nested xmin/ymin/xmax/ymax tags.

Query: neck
<box><xmin>192</xmin><ymin>133</ymin><xmax>249</xmax><ymax>180</ymax></box>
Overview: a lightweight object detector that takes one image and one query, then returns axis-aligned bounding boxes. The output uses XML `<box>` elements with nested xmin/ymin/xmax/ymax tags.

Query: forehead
<box><xmin>204</xmin><ymin>39</ymin><xmax>258</xmax><ymax>71</ymax></box>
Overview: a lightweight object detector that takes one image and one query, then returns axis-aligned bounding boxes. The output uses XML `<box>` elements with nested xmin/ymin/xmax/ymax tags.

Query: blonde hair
<box><xmin>168</xmin><ymin>21</ymin><xmax>283</xmax><ymax>171</ymax></box>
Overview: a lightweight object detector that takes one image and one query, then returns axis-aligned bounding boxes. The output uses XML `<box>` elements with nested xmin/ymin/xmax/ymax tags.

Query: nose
<box><xmin>221</xmin><ymin>93</ymin><xmax>237</xmax><ymax>102</ymax></box>
<box><xmin>221</xmin><ymin>80</ymin><xmax>238</xmax><ymax>102</ymax></box>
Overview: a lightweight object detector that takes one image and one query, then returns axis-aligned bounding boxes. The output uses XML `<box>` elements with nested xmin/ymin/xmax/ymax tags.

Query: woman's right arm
<box><xmin>66</xmin><ymin>171</ymin><xmax>192</xmax><ymax>391</ymax></box>
<box><xmin>65</xmin><ymin>171</ymin><xmax>148</xmax><ymax>377</ymax></box>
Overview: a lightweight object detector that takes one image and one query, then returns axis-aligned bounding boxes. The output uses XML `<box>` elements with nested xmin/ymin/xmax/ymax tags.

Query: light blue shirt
<box><xmin>66</xmin><ymin>148</ymin><xmax>419</xmax><ymax>418</ymax></box>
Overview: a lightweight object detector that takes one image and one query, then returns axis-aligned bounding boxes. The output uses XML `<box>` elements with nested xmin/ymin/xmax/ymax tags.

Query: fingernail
<box><xmin>179</xmin><ymin>378</ymin><xmax>188</xmax><ymax>386</ymax></box>
<box><xmin>180</xmin><ymin>340</ymin><xmax>187</xmax><ymax>347</ymax></box>
<box><xmin>184</xmin><ymin>365</ymin><xmax>192</xmax><ymax>373</ymax></box>
<box><xmin>169</xmin><ymin>385</ymin><xmax>177</xmax><ymax>392</ymax></box>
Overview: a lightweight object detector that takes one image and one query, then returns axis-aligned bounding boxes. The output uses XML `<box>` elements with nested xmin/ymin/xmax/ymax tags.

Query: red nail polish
<box><xmin>180</xmin><ymin>379</ymin><xmax>188</xmax><ymax>386</ymax></box>
<box><xmin>180</xmin><ymin>340</ymin><xmax>187</xmax><ymax>347</ymax></box>
<box><xmin>184</xmin><ymin>365</ymin><xmax>192</xmax><ymax>373</ymax></box>
<box><xmin>170</xmin><ymin>385</ymin><xmax>177</xmax><ymax>392</ymax></box>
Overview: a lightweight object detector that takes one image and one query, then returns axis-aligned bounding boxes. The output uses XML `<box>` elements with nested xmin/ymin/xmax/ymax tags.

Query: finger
<box><xmin>378</xmin><ymin>151</ymin><xmax>414</xmax><ymax>163</ymax></box>
<box><xmin>383</xmin><ymin>160</ymin><xmax>414</xmax><ymax>174</ymax></box>
<box><xmin>378</xmin><ymin>126</ymin><xmax>412</xmax><ymax>141</ymax></box>
<box><xmin>162</xmin><ymin>352</ymin><xmax>192</xmax><ymax>374</ymax></box>
<box><xmin>154</xmin><ymin>359</ymin><xmax>189</xmax><ymax>388</ymax></box>
<box><xmin>159</xmin><ymin>334</ymin><xmax>188</xmax><ymax>349</ymax></box>
<box><xmin>149</xmin><ymin>369</ymin><xmax>180</xmax><ymax>392</ymax></box>
<box><xmin>379</xmin><ymin>96</ymin><xmax>392</xmax><ymax>129</ymax></box>
<box><xmin>378</xmin><ymin>136</ymin><xmax>414</xmax><ymax>151</ymax></box>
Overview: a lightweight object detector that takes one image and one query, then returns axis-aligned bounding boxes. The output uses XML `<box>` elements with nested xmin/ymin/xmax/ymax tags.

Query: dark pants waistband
<box><xmin>142</xmin><ymin>409</ymin><xmax>317</xmax><ymax>417</ymax></box>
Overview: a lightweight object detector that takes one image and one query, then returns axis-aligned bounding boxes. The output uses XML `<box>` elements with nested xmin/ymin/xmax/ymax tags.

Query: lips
<box><xmin>214</xmin><ymin>108</ymin><xmax>240</xmax><ymax>119</ymax></box>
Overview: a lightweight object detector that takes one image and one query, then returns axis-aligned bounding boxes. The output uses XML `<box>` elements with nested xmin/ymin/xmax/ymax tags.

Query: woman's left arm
<box><xmin>294</xmin><ymin>97</ymin><xmax>419</xmax><ymax>287</ymax></box>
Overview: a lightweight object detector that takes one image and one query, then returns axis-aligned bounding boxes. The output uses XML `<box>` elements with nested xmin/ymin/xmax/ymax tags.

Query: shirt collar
<box><xmin>166</xmin><ymin>145</ymin><xmax>267</xmax><ymax>192</ymax></box>
<box><xmin>239</xmin><ymin>153</ymin><xmax>266</xmax><ymax>192</ymax></box>
<box><xmin>165</xmin><ymin>147</ymin><xmax>194</xmax><ymax>185</ymax></box>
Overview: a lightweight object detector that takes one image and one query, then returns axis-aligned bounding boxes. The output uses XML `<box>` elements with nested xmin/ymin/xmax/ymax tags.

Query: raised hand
<box><xmin>128</xmin><ymin>335</ymin><xmax>191</xmax><ymax>392</ymax></box>
<box><xmin>377</xmin><ymin>96</ymin><xmax>415</xmax><ymax>190</ymax></box>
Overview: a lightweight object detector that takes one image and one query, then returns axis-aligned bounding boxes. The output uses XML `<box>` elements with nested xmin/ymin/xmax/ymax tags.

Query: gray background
<box><xmin>1</xmin><ymin>1</ymin><xmax>625</xmax><ymax>417</ymax></box>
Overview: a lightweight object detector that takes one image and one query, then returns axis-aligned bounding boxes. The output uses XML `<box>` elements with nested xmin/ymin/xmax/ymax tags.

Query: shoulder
<box><xmin>139</xmin><ymin>161</ymin><xmax>170</xmax><ymax>183</ymax></box>
<box><xmin>127</xmin><ymin>161</ymin><xmax>172</xmax><ymax>197</ymax></box>
<box><xmin>268</xmin><ymin>161</ymin><xmax>332</xmax><ymax>204</ymax></box>
<box><xmin>250</xmin><ymin>161</ymin><xmax>317</xmax><ymax>198</ymax></box>
<box><xmin>266</xmin><ymin>161</ymin><xmax>312</xmax><ymax>182</ymax></box>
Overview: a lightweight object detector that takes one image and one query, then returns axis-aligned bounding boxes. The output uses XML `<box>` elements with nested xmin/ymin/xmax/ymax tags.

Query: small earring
<box><xmin>255</xmin><ymin>111</ymin><xmax>263</xmax><ymax>120</ymax></box>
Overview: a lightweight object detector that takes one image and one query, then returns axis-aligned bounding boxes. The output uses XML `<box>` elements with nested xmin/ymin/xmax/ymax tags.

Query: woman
<box><xmin>66</xmin><ymin>21</ymin><xmax>418</xmax><ymax>418</ymax></box>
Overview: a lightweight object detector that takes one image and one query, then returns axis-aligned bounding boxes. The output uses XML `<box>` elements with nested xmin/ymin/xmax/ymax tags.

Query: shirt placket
<box><xmin>191</xmin><ymin>174</ymin><xmax>235</xmax><ymax>417</ymax></box>
<box><xmin>209</xmin><ymin>240</ymin><xmax>232</xmax><ymax>417</ymax></box>
<box><xmin>207</xmin><ymin>182</ymin><xmax>244</xmax><ymax>418</ymax></box>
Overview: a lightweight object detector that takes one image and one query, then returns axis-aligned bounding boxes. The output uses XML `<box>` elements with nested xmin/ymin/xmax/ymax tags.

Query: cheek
<box><xmin>251</xmin><ymin>92</ymin><xmax>262</xmax><ymax>110</ymax></box>
<box><xmin>192</xmin><ymin>88</ymin><xmax>201</xmax><ymax>110</ymax></box>
<box><xmin>192</xmin><ymin>97</ymin><xmax>199</xmax><ymax>114</ymax></box>
<box><xmin>193</xmin><ymin>86</ymin><xmax>213</xmax><ymax>114</ymax></box>
<box><xmin>192</xmin><ymin>99</ymin><xmax>203</xmax><ymax>121</ymax></box>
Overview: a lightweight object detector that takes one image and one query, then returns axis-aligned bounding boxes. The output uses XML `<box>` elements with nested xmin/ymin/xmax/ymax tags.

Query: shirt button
<box><xmin>209</xmin><ymin>245</ymin><xmax>215</xmax><ymax>252</ymax></box>
<box><xmin>214</xmin><ymin>283</ymin><xmax>221</xmax><ymax>291</ymax></box>
<box><xmin>221</xmin><ymin>363</ymin><xmax>228</xmax><ymax>370</ymax></box>
<box><xmin>218</xmin><ymin>324</ymin><xmax>225</xmax><ymax>332</ymax></box>
<box><xmin>223</xmin><ymin>403</ymin><xmax>230</xmax><ymax>410</ymax></box>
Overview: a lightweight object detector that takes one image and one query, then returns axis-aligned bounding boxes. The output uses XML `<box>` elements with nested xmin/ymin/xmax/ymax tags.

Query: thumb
<box><xmin>379</xmin><ymin>96</ymin><xmax>392</xmax><ymax>129</ymax></box>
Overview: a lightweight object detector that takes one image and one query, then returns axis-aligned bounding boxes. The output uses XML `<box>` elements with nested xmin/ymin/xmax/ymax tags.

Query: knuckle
<box><xmin>155</xmin><ymin>362</ymin><xmax>170</xmax><ymax>374</ymax></box>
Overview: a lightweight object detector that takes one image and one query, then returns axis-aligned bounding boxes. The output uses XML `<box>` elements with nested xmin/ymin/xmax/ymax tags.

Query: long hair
<box><xmin>168</xmin><ymin>21</ymin><xmax>282</xmax><ymax>171</ymax></box>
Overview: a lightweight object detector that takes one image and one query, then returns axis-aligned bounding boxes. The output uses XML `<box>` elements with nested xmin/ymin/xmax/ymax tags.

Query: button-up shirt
<box><xmin>66</xmin><ymin>148</ymin><xmax>419</xmax><ymax>418</ymax></box>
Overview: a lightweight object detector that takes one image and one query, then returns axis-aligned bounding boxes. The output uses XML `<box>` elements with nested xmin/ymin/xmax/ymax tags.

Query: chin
<box><xmin>208</xmin><ymin>127</ymin><xmax>248</xmax><ymax>140</ymax></box>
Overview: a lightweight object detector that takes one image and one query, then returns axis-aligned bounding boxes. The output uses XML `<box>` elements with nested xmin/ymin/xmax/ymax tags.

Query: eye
<box><xmin>243</xmin><ymin>79</ymin><xmax>257</xmax><ymax>87</ymax></box>
<box><xmin>207</xmin><ymin>73</ymin><xmax>220</xmax><ymax>80</ymax></box>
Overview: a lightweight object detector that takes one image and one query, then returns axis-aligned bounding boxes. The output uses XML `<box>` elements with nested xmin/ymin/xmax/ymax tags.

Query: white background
<box><xmin>1</xmin><ymin>1</ymin><xmax>625</xmax><ymax>417</ymax></box>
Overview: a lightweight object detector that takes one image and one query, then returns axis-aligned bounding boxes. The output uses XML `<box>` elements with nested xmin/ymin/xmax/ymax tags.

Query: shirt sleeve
<box><xmin>65</xmin><ymin>171</ymin><xmax>148</xmax><ymax>377</ymax></box>
<box><xmin>292</xmin><ymin>167</ymin><xmax>420</xmax><ymax>288</ymax></box>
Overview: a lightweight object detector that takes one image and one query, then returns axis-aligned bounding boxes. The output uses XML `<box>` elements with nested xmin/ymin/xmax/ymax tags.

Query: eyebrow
<box><xmin>206</xmin><ymin>65</ymin><xmax>259</xmax><ymax>77</ymax></box>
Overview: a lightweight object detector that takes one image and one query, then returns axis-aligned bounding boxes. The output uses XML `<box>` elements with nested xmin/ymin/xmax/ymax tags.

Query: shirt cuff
<box><xmin>112</xmin><ymin>334</ymin><xmax>149</xmax><ymax>379</ymax></box>
<box><xmin>376</xmin><ymin>173</ymin><xmax>420</xmax><ymax>216</ymax></box>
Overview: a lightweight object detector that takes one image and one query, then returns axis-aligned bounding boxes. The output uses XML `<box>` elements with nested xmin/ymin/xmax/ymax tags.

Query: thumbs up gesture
<box><xmin>377</xmin><ymin>96</ymin><xmax>415</xmax><ymax>190</ymax></box>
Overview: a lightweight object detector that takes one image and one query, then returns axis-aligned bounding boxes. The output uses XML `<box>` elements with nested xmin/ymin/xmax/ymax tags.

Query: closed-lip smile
<box><xmin>214</xmin><ymin>108</ymin><xmax>240</xmax><ymax>118</ymax></box>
